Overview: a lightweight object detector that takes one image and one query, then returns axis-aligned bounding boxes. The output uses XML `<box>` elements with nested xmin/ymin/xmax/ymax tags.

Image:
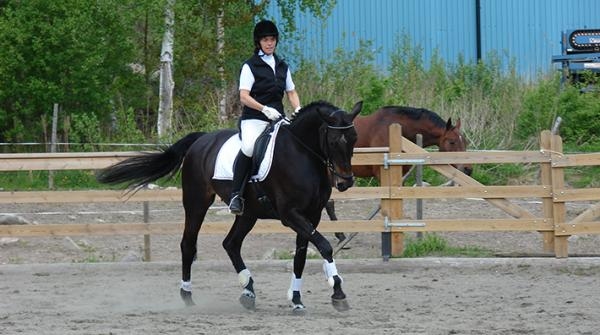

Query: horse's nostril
<box><xmin>336</xmin><ymin>179</ymin><xmax>354</xmax><ymax>192</ymax></box>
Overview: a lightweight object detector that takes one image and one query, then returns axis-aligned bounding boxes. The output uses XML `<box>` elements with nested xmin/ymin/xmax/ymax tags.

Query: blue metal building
<box><xmin>267</xmin><ymin>0</ymin><xmax>600</xmax><ymax>79</ymax></box>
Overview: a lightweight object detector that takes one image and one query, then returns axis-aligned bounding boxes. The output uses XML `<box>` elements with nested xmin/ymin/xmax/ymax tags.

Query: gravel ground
<box><xmin>2</xmin><ymin>258</ymin><xmax>600</xmax><ymax>334</ymax></box>
<box><xmin>2</xmin><ymin>196</ymin><xmax>600</xmax><ymax>334</ymax></box>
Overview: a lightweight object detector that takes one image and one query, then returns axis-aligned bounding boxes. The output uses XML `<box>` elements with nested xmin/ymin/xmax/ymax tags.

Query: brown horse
<box><xmin>352</xmin><ymin>105</ymin><xmax>471</xmax><ymax>179</ymax></box>
<box><xmin>327</xmin><ymin>105</ymin><xmax>472</xmax><ymax>242</ymax></box>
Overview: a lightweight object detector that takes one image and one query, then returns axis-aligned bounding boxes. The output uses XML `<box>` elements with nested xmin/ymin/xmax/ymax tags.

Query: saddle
<box><xmin>250</xmin><ymin>123</ymin><xmax>274</xmax><ymax>178</ymax></box>
<box><xmin>212</xmin><ymin>120</ymin><xmax>287</xmax><ymax>218</ymax></box>
<box><xmin>212</xmin><ymin>120</ymin><xmax>286</xmax><ymax>182</ymax></box>
<box><xmin>249</xmin><ymin>122</ymin><xmax>279</xmax><ymax>218</ymax></box>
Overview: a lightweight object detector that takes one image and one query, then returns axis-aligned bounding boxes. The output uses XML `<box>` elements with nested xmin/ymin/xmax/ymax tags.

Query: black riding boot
<box><xmin>229</xmin><ymin>151</ymin><xmax>252</xmax><ymax>215</ymax></box>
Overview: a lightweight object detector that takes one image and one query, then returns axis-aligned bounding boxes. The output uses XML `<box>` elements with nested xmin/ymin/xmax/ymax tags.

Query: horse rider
<box><xmin>228</xmin><ymin>19</ymin><xmax>302</xmax><ymax>215</ymax></box>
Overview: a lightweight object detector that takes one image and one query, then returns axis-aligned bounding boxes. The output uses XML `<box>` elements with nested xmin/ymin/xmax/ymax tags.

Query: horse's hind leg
<box><xmin>325</xmin><ymin>200</ymin><xmax>346</xmax><ymax>243</ymax></box>
<box><xmin>179</xmin><ymin>192</ymin><xmax>215</xmax><ymax>306</ymax></box>
<box><xmin>288</xmin><ymin>235</ymin><xmax>309</xmax><ymax>313</ymax></box>
<box><xmin>222</xmin><ymin>215</ymin><xmax>258</xmax><ymax>310</ymax></box>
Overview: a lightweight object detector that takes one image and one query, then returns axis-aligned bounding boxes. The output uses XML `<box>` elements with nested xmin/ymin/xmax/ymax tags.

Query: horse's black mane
<box><xmin>381</xmin><ymin>105</ymin><xmax>447</xmax><ymax>129</ymax></box>
<box><xmin>290</xmin><ymin>100</ymin><xmax>336</xmax><ymax>122</ymax></box>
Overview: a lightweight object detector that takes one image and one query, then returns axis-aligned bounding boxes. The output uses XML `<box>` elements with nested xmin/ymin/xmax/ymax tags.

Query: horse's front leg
<box><xmin>287</xmin><ymin>216</ymin><xmax>350</xmax><ymax>311</ymax></box>
<box><xmin>309</xmin><ymin>229</ymin><xmax>350</xmax><ymax>311</ymax></box>
<box><xmin>288</xmin><ymin>235</ymin><xmax>309</xmax><ymax>313</ymax></box>
<box><xmin>279</xmin><ymin>208</ymin><xmax>350</xmax><ymax>311</ymax></box>
<box><xmin>222</xmin><ymin>215</ymin><xmax>258</xmax><ymax>310</ymax></box>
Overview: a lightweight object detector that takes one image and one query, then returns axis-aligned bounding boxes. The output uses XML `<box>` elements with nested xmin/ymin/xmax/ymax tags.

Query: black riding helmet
<box><xmin>253</xmin><ymin>20</ymin><xmax>279</xmax><ymax>50</ymax></box>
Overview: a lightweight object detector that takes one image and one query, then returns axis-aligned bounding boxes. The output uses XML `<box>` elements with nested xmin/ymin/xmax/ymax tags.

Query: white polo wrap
<box><xmin>180</xmin><ymin>280</ymin><xmax>192</xmax><ymax>292</ymax></box>
<box><xmin>238</xmin><ymin>269</ymin><xmax>252</xmax><ymax>287</ymax></box>
<box><xmin>287</xmin><ymin>275</ymin><xmax>303</xmax><ymax>300</ymax></box>
<box><xmin>323</xmin><ymin>260</ymin><xmax>340</xmax><ymax>287</ymax></box>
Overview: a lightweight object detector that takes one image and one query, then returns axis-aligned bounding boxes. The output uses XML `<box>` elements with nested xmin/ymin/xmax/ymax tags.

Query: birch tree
<box><xmin>157</xmin><ymin>0</ymin><xmax>175</xmax><ymax>138</ymax></box>
<box><xmin>216</xmin><ymin>4</ymin><xmax>227</xmax><ymax>123</ymax></box>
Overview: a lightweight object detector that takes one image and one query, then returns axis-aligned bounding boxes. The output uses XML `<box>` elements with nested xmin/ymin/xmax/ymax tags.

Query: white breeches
<box><xmin>240</xmin><ymin>119</ymin><xmax>269</xmax><ymax>157</ymax></box>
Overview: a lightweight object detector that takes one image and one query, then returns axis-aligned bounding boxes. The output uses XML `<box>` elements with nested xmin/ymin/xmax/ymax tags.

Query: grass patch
<box><xmin>0</xmin><ymin>170</ymin><xmax>181</xmax><ymax>191</ymax></box>
<box><xmin>401</xmin><ymin>233</ymin><xmax>494</xmax><ymax>258</ymax></box>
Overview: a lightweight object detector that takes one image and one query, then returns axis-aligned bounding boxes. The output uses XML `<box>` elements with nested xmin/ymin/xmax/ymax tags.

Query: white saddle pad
<box><xmin>212</xmin><ymin>120</ymin><xmax>286</xmax><ymax>182</ymax></box>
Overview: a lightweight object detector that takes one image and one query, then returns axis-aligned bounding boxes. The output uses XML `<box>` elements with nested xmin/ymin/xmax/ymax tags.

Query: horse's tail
<box><xmin>96</xmin><ymin>132</ymin><xmax>205</xmax><ymax>190</ymax></box>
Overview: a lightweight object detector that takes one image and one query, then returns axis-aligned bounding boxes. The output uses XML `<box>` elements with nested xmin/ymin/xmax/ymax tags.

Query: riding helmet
<box><xmin>253</xmin><ymin>19</ymin><xmax>279</xmax><ymax>48</ymax></box>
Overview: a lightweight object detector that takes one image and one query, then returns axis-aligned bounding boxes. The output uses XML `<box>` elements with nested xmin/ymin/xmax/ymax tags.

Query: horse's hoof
<box><xmin>291</xmin><ymin>303</ymin><xmax>306</xmax><ymax>315</ymax></box>
<box><xmin>239</xmin><ymin>292</ymin><xmax>256</xmax><ymax>310</ymax></box>
<box><xmin>331</xmin><ymin>298</ymin><xmax>350</xmax><ymax>312</ymax></box>
<box><xmin>180</xmin><ymin>288</ymin><xmax>195</xmax><ymax>306</ymax></box>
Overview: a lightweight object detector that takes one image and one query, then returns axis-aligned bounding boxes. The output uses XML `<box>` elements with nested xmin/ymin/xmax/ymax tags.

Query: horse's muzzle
<box><xmin>458</xmin><ymin>164</ymin><xmax>473</xmax><ymax>176</ymax></box>
<box><xmin>335</xmin><ymin>175</ymin><xmax>354</xmax><ymax>192</ymax></box>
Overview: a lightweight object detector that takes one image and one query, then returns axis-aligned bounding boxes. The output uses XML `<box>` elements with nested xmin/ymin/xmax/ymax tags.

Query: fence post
<box><xmin>380</xmin><ymin>124</ymin><xmax>404</xmax><ymax>258</ymax></box>
<box><xmin>143</xmin><ymin>201</ymin><xmax>151</xmax><ymax>261</ymax></box>
<box><xmin>415</xmin><ymin>134</ymin><xmax>423</xmax><ymax>240</ymax></box>
<box><xmin>48</xmin><ymin>103</ymin><xmax>59</xmax><ymax>189</ymax></box>
<box><xmin>550</xmin><ymin>133</ymin><xmax>568</xmax><ymax>257</ymax></box>
<box><xmin>539</xmin><ymin>131</ymin><xmax>555</xmax><ymax>253</ymax></box>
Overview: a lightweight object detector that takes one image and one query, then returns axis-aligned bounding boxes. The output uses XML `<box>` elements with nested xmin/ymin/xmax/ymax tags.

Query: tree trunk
<box><xmin>157</xmin><ymin>0</ymin><xmax>175</xmax><ymax>138</ymax></box>
<box><xmin>217</xmin><ymin>3</ymin><xmax>227</xmax><ymax>123</ymax></box>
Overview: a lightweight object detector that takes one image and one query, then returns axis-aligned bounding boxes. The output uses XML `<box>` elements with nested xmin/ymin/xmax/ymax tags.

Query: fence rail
<box><xmin>1</xmin><ymin>127</ymin><xmax>600</xmax><ymax>259</ymax></box>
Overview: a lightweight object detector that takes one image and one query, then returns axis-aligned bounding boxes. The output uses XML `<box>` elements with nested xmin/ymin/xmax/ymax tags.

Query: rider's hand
<box><xmin>261</xmin><ymin>105</ymin><xmax>281</xmax><ymax>121</ymax></box>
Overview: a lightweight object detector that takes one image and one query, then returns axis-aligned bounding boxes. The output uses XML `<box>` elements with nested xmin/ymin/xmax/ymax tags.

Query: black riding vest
<box><xmin>241</xmin><ymin>53</ymin><xmax>288</xmax><ymax>121</ymax></box>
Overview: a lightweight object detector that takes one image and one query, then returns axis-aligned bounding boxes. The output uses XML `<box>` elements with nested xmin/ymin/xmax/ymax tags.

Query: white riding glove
<box><xmin>261</xmin><ymin>105</ymin><xmax>282</xmax><ymax>121</ymax></box>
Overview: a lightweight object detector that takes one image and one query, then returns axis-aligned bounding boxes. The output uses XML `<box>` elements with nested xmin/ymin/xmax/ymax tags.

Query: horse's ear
<box><xmin>455</xmin><ymin>118</ymin><xmax>462</xmax><ymax>129</ymax></box>
<box><xmin>350</xmin><ymin>101</ymin><xmax>363</xmax><ymax>119</ymax></box>
<box><xmin>445</xmin><ymin>117</ymin><xmax>453</xmax><ymax>130</ymax></box>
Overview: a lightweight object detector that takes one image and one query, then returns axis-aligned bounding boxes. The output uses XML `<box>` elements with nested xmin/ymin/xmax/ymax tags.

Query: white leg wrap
<box><xmin>238</xmin><ymin>269</ymin><xmax>252</xmax><ymax>287</ymax></box>
<box><xmin>180</xmin><ymin>280</ymin><xmax>192</xmax><ymax>292</ymax></box>
<box><xmin>323</xmin><ymin>260</ymin><xmax>342</xmax><ymax>287</ymax></box>
<box><xmin>287</xmin><ymin>275</ymin><xmax>303</xmax><ymax>301</ymax></box>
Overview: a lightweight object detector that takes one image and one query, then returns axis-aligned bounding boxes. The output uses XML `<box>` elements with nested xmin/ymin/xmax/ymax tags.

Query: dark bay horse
<box><xmin>327</xmin><ymin>106</ymin><xmax>472</xmax><ymax>242</ymax></box>
<box><xmin>97</xmin><ymin>101</ymin><xmax>362</xmax><ymax>312</ymax></box>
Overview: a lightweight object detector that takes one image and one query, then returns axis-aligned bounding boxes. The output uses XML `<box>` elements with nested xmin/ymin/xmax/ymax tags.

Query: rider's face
<box><xmin>259</xmin><ymin>36</ymin><xmax>277</xmax><ymax>55</ymax></box>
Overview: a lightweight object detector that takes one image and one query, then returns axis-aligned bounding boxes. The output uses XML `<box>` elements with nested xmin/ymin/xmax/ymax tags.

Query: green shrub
<box><xmin>109</xmin><ymin>107</ymin><xmax>146</xmax><ymax>146</ymax></box>
<box><xmin>69</xmin><ymin>112</ymin><xmax>103</xmax><ymax>152</ymax></box>
<box><xmin>558</xmin><ymin>88</ymin><xmax>600</xmax><ymax>146</ymax></box>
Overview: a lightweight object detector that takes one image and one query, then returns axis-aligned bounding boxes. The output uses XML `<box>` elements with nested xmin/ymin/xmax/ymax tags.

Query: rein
<box><xmin>280</xmin><ymin>120</ymin><xmax>355</xmax><ymax>182</ymax></box>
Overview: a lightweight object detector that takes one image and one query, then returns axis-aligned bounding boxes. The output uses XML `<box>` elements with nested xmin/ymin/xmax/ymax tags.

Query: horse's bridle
<box><xmin>320</xmin><ymin>123</ymin><xmax>356</xmax><ymax>182</ymax></box>
<box><xmin>281</xmin><ymin>118</ymin><xmax>355</xmax><ymax>183</ymax></box>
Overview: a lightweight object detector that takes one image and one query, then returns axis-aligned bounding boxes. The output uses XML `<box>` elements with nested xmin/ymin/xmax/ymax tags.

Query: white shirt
<box><xmin>239</xmin><ymin>51</ymin><xmax>296</xmax><ymax>92</ymax></box>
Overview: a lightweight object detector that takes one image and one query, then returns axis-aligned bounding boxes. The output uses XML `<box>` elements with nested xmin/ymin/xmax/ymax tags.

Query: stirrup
<box><xmin>229</xmin><ymin>194</ymin><xmax>244</xmax><ymax>215</ymax></box>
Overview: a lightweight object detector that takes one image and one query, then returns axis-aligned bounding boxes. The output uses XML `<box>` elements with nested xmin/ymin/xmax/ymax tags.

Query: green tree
<box><xmin>0</xmin><ymin>0</ymin><xmax>335</xmax><ymax>144</ymax></box>
<box><xmin>0</xmin><ymin>0</ymin><xmax>136</xmax><ymax>142</ymax></box>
